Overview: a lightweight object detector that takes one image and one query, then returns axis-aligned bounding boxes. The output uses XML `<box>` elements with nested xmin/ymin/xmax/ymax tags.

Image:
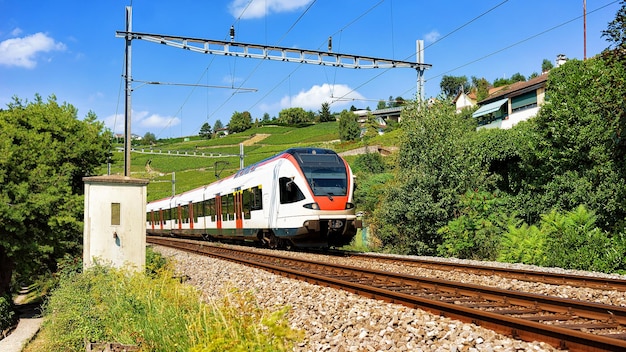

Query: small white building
<box><xmin>83</xmin><ymin>175</ymin><xmax>149</xmax><ymax>272</ymax></box>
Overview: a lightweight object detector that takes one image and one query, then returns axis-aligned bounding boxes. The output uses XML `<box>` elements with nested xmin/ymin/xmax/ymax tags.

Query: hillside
<box><xmin>105</xmin><ymin>122</ymin><xmax>402</xmax><ymax>201</ymax></box>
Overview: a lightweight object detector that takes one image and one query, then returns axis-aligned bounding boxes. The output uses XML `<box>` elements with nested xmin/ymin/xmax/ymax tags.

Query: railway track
<box><xmin>344</xmin><ymin>252</ymin><xmax>626</xmax><ymax>292</ymax></box>
<box><xmin>147</xmin><ymin>237</ymin><xmax>626</xmax><ymax>352</ymax></box>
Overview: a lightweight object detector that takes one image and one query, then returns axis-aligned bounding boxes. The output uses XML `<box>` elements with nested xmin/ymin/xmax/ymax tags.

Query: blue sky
<box><xmin>1</xmin><ymin>0</ymin><xmax>621</xmax><ymax>139</ymax></box>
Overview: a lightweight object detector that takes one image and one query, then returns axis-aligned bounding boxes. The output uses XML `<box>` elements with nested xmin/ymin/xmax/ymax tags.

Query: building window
<box><xmin>111</xmin><ymin>203</ymin><xmax>121</xmax><ymax>225</ymax></box>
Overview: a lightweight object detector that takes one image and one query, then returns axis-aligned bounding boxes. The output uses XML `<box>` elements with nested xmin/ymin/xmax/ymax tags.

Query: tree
<box><xmin>318</xmin><ymin>102</ymin><xmax>334</xmax><ymax>122</ymax></box>
<box><xmin>471</xmin><ymin>76</ymin><xmax>490</xmax><ymax>101</ymax></box>
<box><xmin>261</xmin><ymin>113</ymin><xmax>271</xmax><ymax>124</ymax></box>
<box><xmin>376</xmin><ymin>100</ymin><xmax>387</xmax><ymax>110</ymax></box>
<box><xmin>278</xmin><ymin>107</ymin><xmax>311</xmax><ymax>125</ymax></box>
<box><xmin>541</xmin><ymin>58</ymin><xmax>554</xmax><ymax>73</ymax></box>
<box><xmin>142</xmin><ymin>132</ymin><xmax>157</xmax><ymax>145</ymax></box>
<box><xmin>228</xmin><ymin>111</ymin><xmax>252</xmax><ymax>133</ymax></box>
<box><xmin>602</xmin><ymin>0</ymin><xmax>626</xmax><ymax>55</ymax></box>
<box><xmin>510</xmin><ymin>72</ymin><xmax>526</xmax><ymax>83</ymax></box>
<box><xmin>362</xmin><ymin>113</ymin><xmax>379</xmax><ymax>141</ymax></box>
<box><xmin>515</xmin><ymin>57</ymin><xmax>626</xmax><ymax>231</ymax></box>
<box><xmin>369</xmin><ymin>100</ymin><xmax>484</xmax><ymax>255</ymax></box>
<box><xmin>0</xmin><ymin>95</ymin><xmax>112</xmax><ymax>296</ymax></box>
<box><xmin>213</xmin><ymin>119</ymin><xmax>224</xmax><ymax>133</ymax></box>
<box><xmin>439</xmin><ymin>75</ymin><xmax>470</xmax><ymax>99</ymax></box>
<box><xmin>199</xmin><ymin>123</ymin><xmax>212</xmax><ymax>139</ymax></box>
<box><xmin>337</xmin><ymin>110</ymin><xmax>360</xmax><ymax>141</ymax></box>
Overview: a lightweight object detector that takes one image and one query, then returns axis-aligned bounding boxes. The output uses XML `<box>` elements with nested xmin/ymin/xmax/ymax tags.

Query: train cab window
<box><xmin>279</xmin><ymin>177</ymin><xmax>305</xmax><ymax>204</ymax></box>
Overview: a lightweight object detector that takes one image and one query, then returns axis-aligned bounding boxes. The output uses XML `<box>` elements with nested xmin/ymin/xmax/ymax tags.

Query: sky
<box><xmin>1</xmin><ymin>0</ymin><xmax>621</xmax><ymax>139</ymax></box>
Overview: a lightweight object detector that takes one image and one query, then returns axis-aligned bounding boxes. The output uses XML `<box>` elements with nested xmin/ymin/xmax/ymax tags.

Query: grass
<box><xmin>26</xmin><ymin>249</ymin><xmax>303</xmax><ymax>352</ymax></box>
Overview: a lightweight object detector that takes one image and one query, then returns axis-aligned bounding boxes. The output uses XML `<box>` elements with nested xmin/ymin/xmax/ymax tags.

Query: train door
<box><xmin>177</xmin><ymin>205</ymin><xmax>182</xmax><ymax>230</ymax></box>
<box><xmin>234</xmin><ymin>190</ymin><xmax>244</xmax><ymax>232</ymax></box>
<box><xmin>215</xmin><ymin>194</ymin><xmax>222</xmax><ymax>232</ymax></box>
<box><xmin>188</xmin><ymin>201</ymin><xmax>194</xmax><ymax>230</ymax></box>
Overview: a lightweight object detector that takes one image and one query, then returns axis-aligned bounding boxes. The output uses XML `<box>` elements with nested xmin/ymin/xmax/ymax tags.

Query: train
<box><xmin>146</xmin><ymin>147</ymin><xmax>361</xmax><ymax>248</ymax></box>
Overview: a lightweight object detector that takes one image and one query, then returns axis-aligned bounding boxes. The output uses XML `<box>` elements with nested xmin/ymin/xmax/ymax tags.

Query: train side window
<box><xmin>228</xmin><ymin>194</ymin><xmax>235</xmax><ymax>220</ymax></box>
<box><xmin>193</xmin><ymin>202</ymin><xmax>201</xmax><ymax>223</ymax></box>
<box><xmin>204</xmin><ymin>198</ymin><xmax>216</xmax><ymax>222</ymax></box>
<box><xmin>221</xmin><ymin>196</ymin><xmax>228</xmax><ymax>221</ymax></box>
<box><xmin>243</xmin><ymin>189</ymin><xmax>252</xmax><ymax>219</ymax></box>
<box><xmin>251</xmin><ymin>186</ymin><xmax>263</xmax><ymax>210</ymax></box>
<box><xmin>279</xmin><ymin>177</ymin><xmax>305</xmax><ymax>204</ymax></box>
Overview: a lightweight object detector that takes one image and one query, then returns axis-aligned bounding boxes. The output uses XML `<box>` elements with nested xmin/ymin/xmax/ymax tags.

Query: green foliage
<box><xmin>0</xmin><ymin>294</ymin><xmax>16</xmax><ymax>332</ymax></box>
<box><xmin>141</xmin><ymin>132</ymin><xmax>156</xmax><ymax>145</ymax></box>
<box><xmin>353</xmin><ymin>172</ymin><xmax>394</xmax><ymax>217</ymax></box>
<box><xmin>370</xmin><ymin>100</ymin><xmax>487</xmax><ymax>255</ymax></box>
<box><xmin>278</xmin><ymin>107</ymin><xmax>312</xmax><ymax>125</ymax></box>
<box><xmin>0</xmin><ymin>95</ymin><xmax>111</xmax><ymax>295</ymax></box>
<box><xmin>228</xmin><ymin>111</ymin><xmax>252</xmax><ymax>133</ymax></box>
<box><xmin>437</xmin><ymin>191</ymin><xmax>518</xmax><ymax>260</ymax></box>
<box><xmin>199</xmin><ymin>122</ymin><xmax>212</xmax><ymax>139</ymax></box>
<box><xmin>439</xmin><ymin>75</ymin><xmax>470</xmax><ymax>98</ymax></box>
<box><xmin>497</xmin><ymin>224</ymin><xmax>546</xmax><ymax>265</ymax></box>
<box><xmin>539</xmin><ymin>206</ymin><xmax>625</xmax><ymax>272</ymax></box>
<box><xmin>145</xmin><ymin>246</ymin><xmax>167</xmax><ymax>276</ymax></box>
<box><xmin>541</xmin><ymin>59</ymin><xmax>554</xmax><ymax>72</ymax></box>
<box><xmin>498</xmin><ymin>206</ymin><xmax>626</xmax><ymax>273</ymax></box>
<box><xmin>318</xmin><ymin>102</ymin><xmax>334</xmax><ymax>122</ymax></box>
<box><xmin>213</xmin><ymin>119</ymin><xmax>224</xmax><ymax>132</ymax></box>
<box><xmin>39</xmin><ymin>265</ymin><xmax>302</xmax><ymax>352</ymax></box>
<box><xmin>352</xmin><ymin>151</ymin><xmax>386</xmax><ymax>174</ymax></box>
<box><xmin>337</xmin><ymin>110</ymin><xmax>360</xmax><ymax>142</ymax></box>
<box><xmin>518</xmin><ymin>57</ymin><xmax>626</xmax><ymax>231</ymax></box>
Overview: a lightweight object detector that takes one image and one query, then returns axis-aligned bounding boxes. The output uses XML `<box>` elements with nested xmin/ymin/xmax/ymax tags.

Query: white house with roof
<box><xmin>472</xmin><ymin>73</ymin><xmax>548</xmax><ymax>130</ymax></box>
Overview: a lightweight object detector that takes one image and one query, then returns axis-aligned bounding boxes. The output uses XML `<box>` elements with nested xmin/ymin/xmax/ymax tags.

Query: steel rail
<box><xmin>346</xmin><ymin>252</ymin><xmax>626</xmax><ymax>292</ymax></box>
<box><xmin>148</xmin><ymin>237</ymin><xmax>626</xmax><ymax>351</ymax></box>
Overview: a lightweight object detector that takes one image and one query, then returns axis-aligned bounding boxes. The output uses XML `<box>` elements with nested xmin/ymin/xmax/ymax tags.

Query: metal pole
<box><xmin>416</xmin><ymin>40</ymin><xmax>425</xmax><ymax>102</ymax></box>
<box><xmin>583</xmin><ymin>0</ymin><xmax>587</xmax><ymax>60</ymax></box>
<box><xmin>124</xmin><ymin>6</ymin><xmax>133</xmax><ymax>176</ymax></box>
<box><xmin>172</xmin><ymin>172</ymin><xmax>176</xmax><ymax>196</ymax></box>
<box><xmin>240</xmin><ymin>143</ymin><xmax>244</xmax><ymax>170</ymax></box>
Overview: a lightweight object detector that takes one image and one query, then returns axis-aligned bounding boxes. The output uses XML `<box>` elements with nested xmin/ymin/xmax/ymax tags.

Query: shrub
<box><xmin>0</xmin><ymin>294</ymin><xmax>16</xmax><ymax>332</ymax></box>
<box><xmin>38</xmin><ymin>265</ymin><xmax>302</xmax><ymax>351</ymax></box>
<box><xmin>497</xmin><ymin>224</ymin><xmax>546</xmax><ymax>264</ymax></box>
<box><xmin>437</xmin><ymin>191</ymin><xmax>517</xmax><ymax>260</ymax></box>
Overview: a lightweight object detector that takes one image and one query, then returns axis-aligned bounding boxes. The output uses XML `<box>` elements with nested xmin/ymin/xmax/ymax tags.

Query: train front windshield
<box><xmin>293</xmin><ymin>151</ymin><xmax>348</xmax><ymax>197</ymax></box>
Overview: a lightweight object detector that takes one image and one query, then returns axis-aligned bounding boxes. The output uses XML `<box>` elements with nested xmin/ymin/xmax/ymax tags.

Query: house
<box><xmin>472</xmin><ymin>73</ymin><xmax>548</xmax><ymax>130</ymax></box>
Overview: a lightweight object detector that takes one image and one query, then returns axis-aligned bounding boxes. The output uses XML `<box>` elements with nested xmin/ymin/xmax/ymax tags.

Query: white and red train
<box><xmin>146</xmin><ymin>148</ymin><xmax>361</xmax><ymax>248</ymax></box>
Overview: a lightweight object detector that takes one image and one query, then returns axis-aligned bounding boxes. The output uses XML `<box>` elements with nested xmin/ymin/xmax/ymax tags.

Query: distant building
<box><xmin>473</xmin><ymin>73</ymin><xmax>548</xmax><ymax>130</ymax></box>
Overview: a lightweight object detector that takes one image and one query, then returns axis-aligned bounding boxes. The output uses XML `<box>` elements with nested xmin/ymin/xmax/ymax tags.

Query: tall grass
<box><xmin>36</xmin><ymin>263</ymin><xmax>303</xmax><ymax>351</ymax></box>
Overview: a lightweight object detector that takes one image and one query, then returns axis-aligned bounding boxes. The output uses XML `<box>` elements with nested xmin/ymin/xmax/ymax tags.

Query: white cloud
<box><xmin>270</xmin><ymin>83</ymin><xmax>365</xmax><ymax>111</ymax></box>
<box><xmin>229</xmin><ymin>0</ymin><xmax>313</xmax><ymax>19</ymax></box>
<box><xmin>424</xmin><ymin>30</ymin><xmax>440</xmax><ymax>43</ymax></box>
<box><xmin>0</xmin><ymin>32</ymin><xmax>66</xmax><ymax>68</ymax></box>
<box><xmin>103</xmin><ymin>110</ymin><xmax>181</xmax><ymax>134</ymax></box>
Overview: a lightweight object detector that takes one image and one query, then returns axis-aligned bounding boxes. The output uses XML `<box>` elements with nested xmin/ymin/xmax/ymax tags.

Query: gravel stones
<box><xmin>153</xmin><ymin>245</ymin><xmax>568</xmax><ymax>351</ymax></box>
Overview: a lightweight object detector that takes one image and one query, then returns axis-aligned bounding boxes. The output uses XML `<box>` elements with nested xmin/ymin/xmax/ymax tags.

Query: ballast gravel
<box><xmin>152</xmin><ymin>244</ymin><xmax>623</xmax><ymax>352</ymax></box>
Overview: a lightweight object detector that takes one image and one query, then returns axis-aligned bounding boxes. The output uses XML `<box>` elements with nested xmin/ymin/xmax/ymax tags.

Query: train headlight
<box><xmin>345</xmin><ymin>202</ymin><xmax>355</xmax><ymax>209</ymax></box>
<box><xmin>303</xmin><ymin>203</ymin><xmax>320</xmax><ymax>210</ymax></box>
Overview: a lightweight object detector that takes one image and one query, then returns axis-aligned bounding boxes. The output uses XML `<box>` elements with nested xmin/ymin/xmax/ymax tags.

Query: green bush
<box><xmin>38</xmin><ymin>265</ymin><xmax>302</xmax><ymax>351</ymax></box>
<box><xmin>497</xmin><ymin>224</ymin><xmax>546</xmax><ymax>264</ymax></box>
<box><xmin>540</xmin><ymin>206</ymin><xmax>624</xmax><ymax>273</ymax></box>
<box><xmin>437</xmin><ymin>191</ymin><xmax>517</xmax><ymax>260</ymax></box>
<box><xmin>0</xmin><ymin>294</ymin><xmax>16</xmax><ymax>332</ymax></box>
<box><xmin>498</xmin><ymin>205</ymin><xmax>626</xmax><ymax>273</ymax></box>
